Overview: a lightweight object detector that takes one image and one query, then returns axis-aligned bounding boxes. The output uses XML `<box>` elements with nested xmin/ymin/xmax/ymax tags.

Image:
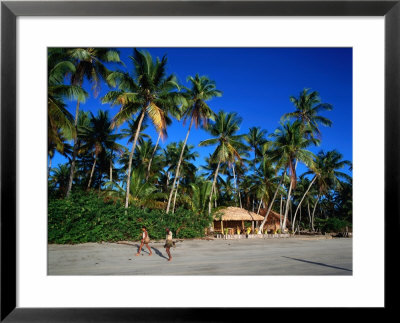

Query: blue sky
<box><xmin>53</xmin><ymin>47</ymin><xmax>353</xmax><ymax>177</ymax></box>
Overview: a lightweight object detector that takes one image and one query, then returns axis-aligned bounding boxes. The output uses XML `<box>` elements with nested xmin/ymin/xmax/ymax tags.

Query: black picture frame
<box><xmin>1</xmin><ymin>0</ymin><xmax>398</xmax><ymax>321</ymax></box>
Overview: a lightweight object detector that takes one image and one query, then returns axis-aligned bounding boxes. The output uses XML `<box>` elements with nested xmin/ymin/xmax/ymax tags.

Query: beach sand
<box><xmin>48</xmin><ymin>236</ymin><xmax>352</xmax><ymax>275</ymax></box>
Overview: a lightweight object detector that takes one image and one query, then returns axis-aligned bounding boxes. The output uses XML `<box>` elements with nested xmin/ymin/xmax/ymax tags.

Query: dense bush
<box><xmin>48</xmin><ymin>191</ymin><xmax>212</xmax><ymax>244</ymax></box>
<box><xmin>314</xmin><ymin>217</ymin><xmax>351</xmax><ymax>233</ymax></box>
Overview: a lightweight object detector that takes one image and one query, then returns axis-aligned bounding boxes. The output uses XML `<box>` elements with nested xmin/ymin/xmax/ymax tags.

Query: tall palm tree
<box><xmin>282</xmin><ymin>88</ymin><xmax>333</xmax><ymax>139</ymax></box>
<box><xmin>166</xmin><ymin>74</ymin><xmax>222</xmax><ymax>213</ymax></box>
<box><xmin>258</xmin><ymin>121</ymin><xmax>318</xmax><ymax>233</ymax></box>
<box><xmin>102</xmin><ymin>49</ymin><xmax>181</xmax><ymax>208</ymax></box>
<box><xmin>79</xmin><ymin>110</ymin><xmax>124</xmax><ymax>189</ymax></box>
<box><xmin>199</xmin><ymin>111</ymin><xmax>246</xmax><ymax>216</ymax></box>
<box><xmin>66</xmin><ymin>48</ymin><xmax>122</xmax><ymax>197</ymax></box>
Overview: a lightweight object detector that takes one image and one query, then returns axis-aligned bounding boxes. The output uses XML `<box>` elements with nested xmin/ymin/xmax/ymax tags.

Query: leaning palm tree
<box><xmin>66</xmin><ymin>48</ymin><xmax>122</xmax><ymax>197</ymax></box>
<box><xmin>281</xmin><ymin>88</ymin><xmax>333</xmax><ymax>139</ymax></box>
<box><xmin>258</xmin><ymin>121</ymin><xmax>318</xmax><ymax>233</ymax></box>
<box><xmin>166</xmin><ymin>74</ymin><xmax>222</xmax><ymax>213</ymax></box>
<box><xmin>199</xmin><ymin>111</ymin><xmax>246</xmax><ymax>216</ymax></box>
<box><xmin>102</xmin><ymin>49</ymin><xmax>181</xmax><ymax>208</ymax></box>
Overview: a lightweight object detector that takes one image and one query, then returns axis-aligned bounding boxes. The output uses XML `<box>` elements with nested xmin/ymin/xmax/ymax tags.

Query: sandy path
<box><xmin>48</xmin><ymin>237</ymin><xmax>352</xmax><ymax>275</ymax></box>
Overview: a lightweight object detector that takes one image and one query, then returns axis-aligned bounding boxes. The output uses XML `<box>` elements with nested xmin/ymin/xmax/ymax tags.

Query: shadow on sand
<box><xmin>282</xmin><ymin>256</ymin><xmax>352</xmax><ymax>273</ymax></box>
<box><xmin>151</xmin><ymin>246</ymin><xmax>169</xmax><ymax>260</ymax></box>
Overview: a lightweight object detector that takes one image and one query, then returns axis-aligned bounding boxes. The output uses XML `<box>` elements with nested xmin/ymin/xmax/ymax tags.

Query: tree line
<box><xmin>48</xmin><ymin>48</ymin><xmax>352</xmax><ymax>234</ymax></box>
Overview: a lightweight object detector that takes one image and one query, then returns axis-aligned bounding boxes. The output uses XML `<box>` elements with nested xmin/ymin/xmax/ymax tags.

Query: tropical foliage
<box><xmin>48</xmin><ymin>48</ymin><xmax>352</xmax><ymax>243</ymax></box>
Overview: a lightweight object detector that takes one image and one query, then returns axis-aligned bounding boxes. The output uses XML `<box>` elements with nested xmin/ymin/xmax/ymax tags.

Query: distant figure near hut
<box><xmin>213</xmin><ymin>207</ymin><xmax>264</xmax><ymax>235</ymax></box>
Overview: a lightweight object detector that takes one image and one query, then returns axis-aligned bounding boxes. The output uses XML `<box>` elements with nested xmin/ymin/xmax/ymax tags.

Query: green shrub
<box><xmin>314</xmin><ymin>217</ymin><xmax>351</xmax><ymax>233</ymax></box>
<box><xmin>48</xmin><ymin>190</ymin><xmax>212</xmax><ymax>244</ymax></box>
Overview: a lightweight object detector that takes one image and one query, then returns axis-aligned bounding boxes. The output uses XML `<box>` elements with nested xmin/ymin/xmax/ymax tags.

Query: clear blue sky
<box><xmin>53</xmin><ymin>47</ymin><xmax>353</xmax><ymax>177</ymax></box>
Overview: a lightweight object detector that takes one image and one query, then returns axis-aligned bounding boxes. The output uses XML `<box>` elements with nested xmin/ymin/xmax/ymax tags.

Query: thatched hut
<box><xmin>213</xmin><ymin>207</ymin><xmax>264</xmax><ymax>234</ymax></box>
<box><xmin>259</xmin><ymin>208</ymin><xmax>290</xmax><ymax>233</ymax></box>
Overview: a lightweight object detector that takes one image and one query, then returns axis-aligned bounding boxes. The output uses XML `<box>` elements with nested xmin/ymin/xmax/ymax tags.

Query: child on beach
<box><xmin>164</xmin><ymin>228</ymin><xmax>173</xmax><ymax>262</ymax></box>
<box><xmin>136</xmin><ymin>226</ymin><xmax>152</xmax><ymax>256</ymax></box>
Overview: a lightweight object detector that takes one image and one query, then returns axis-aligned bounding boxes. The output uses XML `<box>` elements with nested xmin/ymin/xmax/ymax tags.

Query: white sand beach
<box><xmin>48</xmin><ymin>237</ymin><xmax>352</xmax><ymax>275</ymax></box>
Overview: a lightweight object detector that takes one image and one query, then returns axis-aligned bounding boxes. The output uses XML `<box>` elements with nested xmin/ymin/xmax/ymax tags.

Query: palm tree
<box><xmin>48</xmin><ymin>129</ymin><xmax>72</xmax><ymax>178</ymax></box>
<box><xmin>48</xmin><ymin>49</ymin><xmax>87</xmax><ymax>157</ymax></box>
<box><xmin>299</xmin><ymin>150</ymin><xmax>352</xmax><ymax>231</ymax></box>
<box><xmin>199</xmin><ymin>111</ymin><xmax>246</xmax><ymax>216</ymax></box>
<box><xmin>258</xmin><ymin>121</ymin><xmax>318</xmax><ymax>233</ymax></box>
<box><xmin>245</xmin><ymin>127</ymin><xmax>268</xmax><ymax>172</ymax></box>
<box><xmin>121</xmin><ymin>114</ymin><xmax>151</xmax><ymax>148</ymax></box>
<box><xmin>66</xmin><ymin>48</ymin><xmax>122</xmax><ymax>197</ymax></box>
<box><xmin>79</xmin><ymin>110</ymin><xmax>124</xmax><ymax>189</ymax></box>
<box><xmin>166</xmin><ymin>74</ymin><xmax>222</xmax><ymax>213</ymax></box>
<box><xmin>146</xmin><ymin>110</ymin><xmax>179</xmax><ymax>181</ymax></box>
<box><xmin>49</xmin><ymin>163</ymin><xmax>71</xmax><ymax>196</ymax></box>
<box><xmin>200</xmin><ymin>155</ymin><xmax>227</xmax><ymax>208</ymax></box>
<box><xmin>167</xmin><ymin>142</ymin><xmax>199</xmax><ymax>213</ymax></box>
<box><xmin>190</xmin><ymin>179</ymin><xmax>213</xmax><ymax>215</ymax></box>
<box><xmin>253</xmin><ymin>155</ymin><xmax>279</xmax><ymax>215</ymax></box>
<box><xmin>102</xmin><ymin>49</ymin><xmax>181</xmax><ymax>208</ymax></box>
<box><xmin>282</xmin><ymin>88</ymin><xmax>333</xmax><ymax>139</ymax></box>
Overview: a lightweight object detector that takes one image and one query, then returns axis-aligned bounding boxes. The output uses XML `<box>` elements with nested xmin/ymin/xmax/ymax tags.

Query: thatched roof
<box><xmin>259</xmin><ymin>209</ymin><xmax>290</xmax><ymax>225</ymax></box>
<box><xmin>213</xmin><ymin>207</ymin><xmax>265</xmax><ymax>221</ymax></box>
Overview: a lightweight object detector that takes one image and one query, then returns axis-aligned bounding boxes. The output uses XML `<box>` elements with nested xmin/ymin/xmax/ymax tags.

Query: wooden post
<box><xmin>252</xmin><ymin>221</ymin><xmax>254</xmax><ymax>233</ymax></box>
<box><xmin>221</xmin><ymin>220</ymin><xmax>224</xmax><ymax>234</ymax></box>
<box><xmin>242</xmin><ymin>220</ymin><xmax>244</xmax><ymax>230</ymax></box>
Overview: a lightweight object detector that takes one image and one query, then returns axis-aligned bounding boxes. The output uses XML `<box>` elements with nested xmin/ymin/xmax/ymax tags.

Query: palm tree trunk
<box><xmin>257</xmin><ymin>199</ymin><xmax>263</xmax><ymax>215</ymax></box>
<box><xmin>172</xmin><ymin>178</ymin><xmax>180</xmax><ymax>213</ymax></box>
<box><xmin>311</xmin><ymin>193</ymin><xmax>321</xmax><ymax>232</ymax></box>
<box><xmin>280</xmin><ymin>194</ymin><xmax>283</xmax><ymax>229</ymax></box>
<box><xmin>166</xmin><ymin>118</ymin><xmax>194</xmax><ymax>213</ymax></box>
<box><xmin>282</xmin><ymin>160</ymin><xmax>298</xmax><ymax>232</ymax></box>
<box><xmin>109</xmin><ymin>159</ymin><xmax>113</xmax><ymax>183</ymax></box>
<box><xmin>146</xmin><ymin>131</ymin><xmax>161</xmax><ymax>181</ymax></box>
<box><xmin>125</xmin><ymin>110</ymin><xmax>146</xmax><ymax>209</ymax></box>
<box><xmin>232</xmin><ymin>164</ymin><xmax>242</xmax><ymax>208</ymax></box>
<box><xmin>282</xmin><ymin>178</ymin><xmax>293</xmax><ymax>232</ymax></box>
<box><xmin>208</xmin><ymin>160</ymin><xmax>221</xmax><ymax>216</ymax></box>
<box><xmin>87</xmin><ymin>154</ymin><xmax>97</xmax><ymax>189</ymax></box>
<box><xmin>291</xmin><ymin>176</ymin><xmax>317</xmax><ymax>232</ymax></box>
<box><xmin>66</xmin><ymin>99</ymin><xmax>81</xmax><ymax>197</ymax></box>
<box><xmin>258</xmin><ymin>170</ymin><xmax>286</xmax><ymax>234</ymax></box>
<box><xmin>308</xmin><ymin>202</ymin><xmax>311</xmax><ymax>230</ymax></box>
<box><xmin>166</xmin><ymin>171</ymin><xmax>170</xmax><ymax>189</ymax></box>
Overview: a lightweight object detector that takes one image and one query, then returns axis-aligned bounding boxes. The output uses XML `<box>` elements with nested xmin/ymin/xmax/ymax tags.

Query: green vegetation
<box><xmin>48</xmin><ymin>191</ymin><xmax>211</xmax><ymax>244</ymax></box>
<box><xmin>48</xmin><ymin>48</ymin><xmax>352</xmax><ymax>243</ymax></box>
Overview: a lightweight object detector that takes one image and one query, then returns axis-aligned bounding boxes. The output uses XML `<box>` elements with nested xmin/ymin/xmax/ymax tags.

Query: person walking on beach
<box><xmin>164</xmin><ymin>228</ymin><xmax>173</xmax><ymax>262</ymax></box>
<box><xmin>136</xmin><ymin>226</ymin><xmax>152</xmax><ymax>256</ymax></box>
